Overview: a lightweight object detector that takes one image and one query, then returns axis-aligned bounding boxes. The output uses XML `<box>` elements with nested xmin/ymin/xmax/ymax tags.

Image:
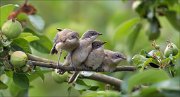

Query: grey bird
<box><xmin>65</xmin><ymin>30</ymin><xmax>102</xmax><ymax>83</ymax></box>
<box><xmin>51</xmin><ymin>28</ymin><xmax>80</xmax><ymax>54</ymax></box>
<box><xmin>50</xmin><ymin>28</ymin><xmax>80</xmax><ymax>72</ymax></box>
<box><xmin>101</xmin><ymin>50</ymin><xmax>126</xmax><ymax>72</ymax></box>
<box><xmin>84</xmin><ymin>40</ymin><xmax>106</xmax><ymax>70</ymax></box>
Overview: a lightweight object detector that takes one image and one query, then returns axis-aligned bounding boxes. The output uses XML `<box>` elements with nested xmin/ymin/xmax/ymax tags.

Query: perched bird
<box><xmin>84</xmin><ymin>40</ymin><xmax>106</xmax><ymax>70</ymax></box>
<box><xmin>65</xmin><ymin>30</ymin><xmax>102</xmax><ymax>83</ymax></box>
<box><xmin>51</xmin><ymin>28</ymin><xmax>80</xmax><ymax>54</ymax></box>
<box><xmin>50</xmin><ymin>28</ymin><xmax>80</xmax><ymax>72</ymax></box>
<box><xmin>101</xmin><ymin>50</ymin><xmax>126</xmax><ymax>72</ymax></box>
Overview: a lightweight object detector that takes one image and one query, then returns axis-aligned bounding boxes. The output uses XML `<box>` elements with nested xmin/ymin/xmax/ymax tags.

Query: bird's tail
<box><xmin>68</xmin><ymin>71</ymin><xmax>80</xmax><ymax>83</ymax></box>
<box><xmin>50</xmin><ymin>44</ymin><xmax>58</xmax><ymax>54</ymax></box>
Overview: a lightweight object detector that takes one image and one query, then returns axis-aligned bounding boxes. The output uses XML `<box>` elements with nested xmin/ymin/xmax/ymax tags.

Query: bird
<box><xmin>51</xmin><ymin>28</ymin><xmax>80</xmax><ymax>54</ymax></box>
<box><xmin>50</xmin><ymin>28</ymin><xmax>80</xmax><ymax>73</ymax></box>
<box><xmin>84</xmin><ymin>40</ymin><xmax>106</xmax><ymax>70</ymax></box>
<box><xmin>101</xmin><ymin>50</ymin><xmax>126</xmax><ymax>72</ymax></box>
<box><xmin>65</xmin><ymin>30</ymin><xmax>102</xmax><ymax>83</ymax></box>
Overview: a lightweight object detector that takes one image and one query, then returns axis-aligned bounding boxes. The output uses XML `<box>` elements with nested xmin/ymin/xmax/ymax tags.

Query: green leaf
<box><xmin>18</xmin><ymin>32</ymin><xmax>39</xmax><ymax>42</ymax></box>
<box><xmin>137</xmin><ymin>77</ymin><xmax>180</xmax><ymax>97</ymax></box>
<box><xmin>0</xmin><ymin>65</ymin><xmax>5</xmax><ymax>75</ymax></box>
<box><xmin>161</xmin><ymin>89</ymin><xmax>180</xmax><ymax>97</ymax></box>
<box><xmin>113</xmin><ymin>17</ymin><xmax>140</xmax><ymax>43</ymax></box>
<box><xmin>24</xmin><ymin>28</ymin><xmax>53</xmax><ymax>53</ymax></box>
<box><xmin>154</xmin><ymin>77</ymin><xmax>180</xmax><ymax>90</ymax></box>
<box><xmin>124</xmin><ymin>69</ymin><xmax>170</xmax><ymax>93</ymax></box>
<box><xmin>5</xmin><ymin>70</ymin><xmax>13</xmax><ymax>78</ymax></box>
<box><xmin>137</xmin><ymin>87</ymin><xmax>164</xmax><ymax>97</ymax></box>
<box><xmin>82</xmin><ymin>79</ymin><xmax>99</xmax><ymax>87</ymax></box>
<box><xmin>0</xmin><ymin>81</ymin><xmax>8</xmax><ymax>89</ymax></box>
<box><xmin>140</xmin><ymin>49</ymin><xmax>148</xmax><ymax>56</ymax></box>
<box><xmin>147</xmin><ymin>16</ymin><xmax>161</xmax><ymax>40</ymax></box>
<box><xmin>132</xmin><ymin>54</ymin><xmax>147</xmax><ymax>65</ymax></box>
<box><xmin>17</xmin><ymin>13</ymin><xmax>28</xmax><ymax>21</ymax></box>
<box><xmin>140</xmin><ymin>58</ymin><xmax>153</xmax><ymax>71</ymax></box>
<box><xmin>165</xmin><ymin>11</ymin><xmax>180</xmax><ymax>32</ymax></box>
<box><xmin>13</xmin><ymin>72</ymin><xmax>29</xmax><ymax>89</ymax></box>
<box><xmin>28</xmin><ymin>15</ymin><xmax>45</xmax><ymax>31</ymax></box>
<box><xmin>0</xmin><ymin>4</ymin><xmax>15</xmax><ymax>27</ymax></box>
<box><xmin>81</xmin><ymin>91</ymin><xmax>120</xmax><ymax>97</ymax></box>
<box><xmin>11</xmin><ymin>38</ymin><xmax>31</xmax><ymax>53</ymax></box>
<box><xmin>9</xmin><ymin>79</ymin><xmax>27</xmax><ymax>97</ymax></box>
<box><xmin>28</xmin><ymin>68</ymin><xmax>51</xmax><ymax>82</ymax></box>
<box><xmin>74</xmin><ymin>83</ymin><xmax>90</xmax><ymax>91</ymax></box>
<box><xmin>127</xmin><ymin>23</ymin><xmax>142</xmax><ymax>51</ymax></box>
<box><xmin>30</xmin><ymin>35</ymin><xmax>53</xmax><ymax>53</ymax></box>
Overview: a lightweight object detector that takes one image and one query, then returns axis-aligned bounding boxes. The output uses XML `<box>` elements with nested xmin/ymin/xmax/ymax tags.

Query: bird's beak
<box><xmin>75</xmin><ymin>35</ymin><xmax>79</xmax><ymax>39</ymax></box>
<box><xmin>102</xmin><ymin>41</ymin><xmax>107</xmax><ymax>45</ymax></box>
<box><xmin>98</xmin><ymin>33</ymin><xmax>102</xmax><ymax>35</ymax></box>
<box><xmin>57</xmin><ymin>28</ymin><xmax>62</xmax><ymax>31</ymax></box>
<box><xmin>55</xmin><ymin>42</ymin><xmax>64</xmax><ymax>50</ymax></box>
<box><xmin>121</xmin><ymin>56</ymin><xmax>127</xmax><ymax>60</ymax></box>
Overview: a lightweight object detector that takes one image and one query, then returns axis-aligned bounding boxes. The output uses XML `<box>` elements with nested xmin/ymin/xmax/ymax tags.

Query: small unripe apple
<box><xmin>2</xmin><ymin>19</ymin><xmax>23</xmax><ymax>39</ymax></box>
<box><xmin>52</xmin><ymin>70</ymin><xmax>68</xmax><ymax>83</ymax></box>
<box><xmin>164</xmin><ymin>42</ymin><xmax>178</xmax><ymax>57</ymax></box>
<box><xmin>10</xmin><ymin>51</ymin><xmax>28</xmax><ymax>68</ymax></box>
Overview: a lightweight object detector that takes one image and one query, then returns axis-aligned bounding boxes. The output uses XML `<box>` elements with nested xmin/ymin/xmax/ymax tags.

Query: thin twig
<box><xmin>27</xmin><ymin>54</ymin><xmax>56</xmax><ymax>63</ymax></box>
<box><xmin>82</xmin><ymin>73</ymin><xmax>122</xmax><ymax>89</ymax></box>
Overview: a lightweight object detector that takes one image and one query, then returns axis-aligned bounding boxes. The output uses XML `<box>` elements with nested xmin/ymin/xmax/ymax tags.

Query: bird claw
<box><xmin>72</xmin><ymin>66</ymin><xmax>76</xmax><ymax>71</ymax></box>
<box><xmin>57</xmin><ymin>69</ymin><xmax>66</xmax><ymax>74</ymax></box>
<box><xmin>57</xmin><ymin>62</ymin><xmax>66</xmax><ymax>74</ymax></box>
<box><xmin>96</xmin><ymin>66</ymin><xmax>101</xmax><ymax>72</ymax></box>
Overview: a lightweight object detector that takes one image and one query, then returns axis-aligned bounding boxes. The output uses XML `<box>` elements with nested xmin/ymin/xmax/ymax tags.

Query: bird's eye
<box><xmin>97</xmin><ymin>44</ymin><xmax>100</xmax><ymax>47</ymax></box>
<box><xmin>71</xmin><ymin>35</ymin><xmax>76</xmax><ymax>39</ymax></box>
<box><xmin>116</xmin><ymin>54</ymin><xmax>120</xmax><ymax>58</ymax></box>
<box><xmin>91</xmin><ymin>32</ymin><xmax>96</xmax><ymax>36</ymax></box>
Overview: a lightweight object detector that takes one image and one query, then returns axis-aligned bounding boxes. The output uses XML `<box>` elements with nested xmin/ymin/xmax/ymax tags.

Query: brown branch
<box><xmin>30</xmin><ymin>60</ymin><xmax>123</xmax><ymax>89</ymax></box>
<box><xmin>27</xmin><ymin>54</ymin><xmax>136</xmax><ymax>90</ymax></box>
<box><xmin>27</xmin><ymin>54</ymin><xmax>56</xmax><ymax>63</ymax></box>
<box><xmin>82</xmin><ymin>73</ymin><xmax>122</xmax><ymax>90</ymax></box>
<box><xmin>30</xmin><ymin>61</ymin><xmax>136</xmax><ymax>72</ymax></box>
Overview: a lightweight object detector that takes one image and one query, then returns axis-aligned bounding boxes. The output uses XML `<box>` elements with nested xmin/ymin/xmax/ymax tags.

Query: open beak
<box><xmin>102</xmin><ymin>41</ymin><xmax>107</xmax><ymax>45</ymax></box>
<box><xmin>55</xmin><ymin>42</ymin><xmax>64</xmax><ymax>50</ymax></box>
<box><xmin>98</xmin><ymin>33</ymin><xmax>102</xmax><ymax>35</ymax></box>
<box><xmin>121</xmin><ymin>56</ymin><xmax>127</xmax><ymax>60</ymax></box>
<box><xmin>56</xmin><ymin>28</ymin><xmax>62</xmax><ymax>31</ymax></box>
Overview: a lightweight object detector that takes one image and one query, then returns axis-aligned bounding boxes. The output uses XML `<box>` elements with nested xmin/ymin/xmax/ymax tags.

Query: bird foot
<box><xmin>57</xmin><ymin>69</ymin><xmax>66</xmax><ymax>74</ymax></box>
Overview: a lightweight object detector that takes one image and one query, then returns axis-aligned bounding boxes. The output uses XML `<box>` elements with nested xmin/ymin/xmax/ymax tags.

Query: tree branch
<box><xmin>82</xmin><ymin>73</ymin><xmax>122</xmax><ymax>90</ymax></box>
<box><xmin>27</xmin><ymin>54</ymin><xmax>136</xmax><ymax>72</ymax></box>
<box><xmin>27</xmin><ymin>54</ymin><xmax>56</xmax><ymax>63</ymax></box>
<box><xmin>27</xmin><ymin>54</ymin><xmax>136</xmax><ymax>89</ymax></box>
<box><xmin>29</xmin><ymin>61</ymin><xmax>136</xmax><ymax>72</ymax></box>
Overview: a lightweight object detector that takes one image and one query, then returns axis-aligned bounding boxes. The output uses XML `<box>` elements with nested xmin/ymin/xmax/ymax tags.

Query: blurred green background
<box><xmin>1</xmin><ymin>0</ymin><xmax>179</xmax><ymax>97</ymax></box>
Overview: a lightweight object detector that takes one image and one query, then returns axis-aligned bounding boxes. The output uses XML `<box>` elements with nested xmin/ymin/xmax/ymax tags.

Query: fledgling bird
<box><xmin>84</xmin><ymin>40</ymin><xmax>106</xmax><ymax>70</ymax></box>
<box><xmin>50</xmin><ymin>28</ymin><xmax>80</xmax><ymax>72</ymax></box>
<box><xmin>65</xmin><ymin>30</ymin><xmax>102</xmax><ymax>83</ymax></box>
<box><xmin>51</xmin><ymin>28</ymin><xmax>80</xmax><ymax>54</ymax></box>
<box><xmin>101</xmin><ymin>50</ymin><xmax>126</xmax><ymax>72</ymax></box>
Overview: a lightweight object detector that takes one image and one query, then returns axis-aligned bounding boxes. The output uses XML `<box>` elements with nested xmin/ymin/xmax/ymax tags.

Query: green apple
<box><xmin>10</xmin><ymin>51</ymin><xmax>27</xmax><ymax>68</ymax></box>
<box><xmin>2</xmin><ymin>19</ymin><xmax>23</xmax><ymax>39</ymax></box>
